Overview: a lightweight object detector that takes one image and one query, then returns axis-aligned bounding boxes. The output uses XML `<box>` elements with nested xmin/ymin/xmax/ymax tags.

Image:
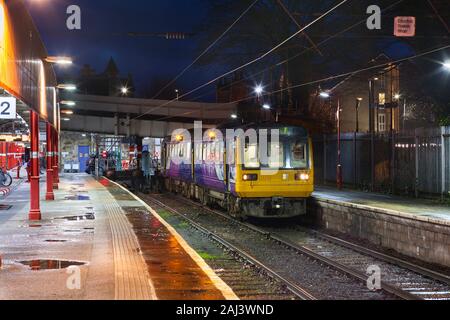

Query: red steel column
<box><xmin>45</xmin><ymin>123</ymin><xmax>54</xmax><ymax>200</ymax></box>
<box><xmin>29</xmin><ymin>111</ymin><xmax>41</xmax><ymax>221</ymax></box>
<box><xmin>52</xmin><ymin>127</ymin><xmax>59</xmax><ymax>189</ymax></box>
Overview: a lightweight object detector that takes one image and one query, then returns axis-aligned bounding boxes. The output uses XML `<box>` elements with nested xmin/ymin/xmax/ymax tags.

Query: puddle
<box><xmin>44</xmin><ymin>239</ymin><xmax>68</xmax><ymax>243</ymax></box>
<box><xmin>18</xmin><ymin>260</ymin><xmax>86</xmax><ymax>270</ymax></box>
<box><xmin>64</xmin><ymin>195</ymin><xmax>90</xmax><ymax>201</ymax></box>
<box><xmin>55</xmin><ymin>214</ymin><xmax>95</xmax><ymax>221</ymax></box>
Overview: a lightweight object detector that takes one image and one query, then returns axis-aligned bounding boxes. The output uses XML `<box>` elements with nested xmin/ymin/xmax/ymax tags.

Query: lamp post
<box><xmin>320</xmin><ymin>91</ymin><xmax>343</xmax><ymax>190</ymax></box>
<box><xmin>355</xmin><ymin>98</ymin><xmax>362</xmax><ymax>133</ymax></box>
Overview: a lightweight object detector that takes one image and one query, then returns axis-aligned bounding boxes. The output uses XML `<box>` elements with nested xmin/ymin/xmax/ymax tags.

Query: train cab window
<box><xmin>290</xmin><ymin>141</ymin><xmax>307</xmax><ymax>168</ymax></box>
<box><xmin>244</xmin><ymin>143</ymin><xmax>259</xmax><ymax>168</ymax></box>
<box><xmin>268</xmin><ymin>142</ymin><xmax>284</xmax><ymax>168</ymax></box>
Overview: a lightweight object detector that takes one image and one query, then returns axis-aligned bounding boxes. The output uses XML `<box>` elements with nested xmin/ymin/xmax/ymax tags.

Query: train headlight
<box><xmin>295</xmin><ymin>172</ymin><xmax>310</xmax><ymax>181</ymax></box>
<box><xmin>242</xmin><ymin>174</ymin><xmax>258</xmax><ymax>181</ymax></box>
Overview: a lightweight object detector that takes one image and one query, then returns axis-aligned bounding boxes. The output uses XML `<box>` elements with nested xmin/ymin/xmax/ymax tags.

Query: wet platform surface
<box><xmin>314</xmin><ymin>187</ymin><xmax>450</xmax><ymax>223</ymax></box>
<box><xmin>0</xmin><ymin>174</ymin><xmax>234</xmax><ymax>300</ymax></box>
<box><xmin>101</xmin><ymin>180</ymin><xmax>229</xmax><ymax>300</ymax></box>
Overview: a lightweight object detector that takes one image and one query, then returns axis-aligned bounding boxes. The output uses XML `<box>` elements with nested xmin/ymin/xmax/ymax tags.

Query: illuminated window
<box><xmin>378</xmin><ymin>93</ymin><xmax>386</xmax><ymax>106</ymax></box>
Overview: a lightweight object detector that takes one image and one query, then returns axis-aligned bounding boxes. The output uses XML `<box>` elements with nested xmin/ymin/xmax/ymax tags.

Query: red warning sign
<box><xmin>394</xmin><ymin>16</ymin><xmax>416</xmax><ymax>37</ymax></box>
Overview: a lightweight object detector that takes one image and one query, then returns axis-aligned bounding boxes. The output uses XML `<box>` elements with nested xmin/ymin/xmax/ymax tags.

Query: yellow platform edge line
<box><xmin>107</xmin><ymin>179</ymin><xmax>240</xmax><ymax>301</ymax></box>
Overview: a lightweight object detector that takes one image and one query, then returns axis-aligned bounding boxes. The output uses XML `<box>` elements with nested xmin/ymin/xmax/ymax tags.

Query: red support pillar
<box><xmin>29</xmin><ymin>111</ymin><xmax>41</xmax><ymax>221</ymax></box>
<box><xmin>52</xmin><ymin>127</ymin><xmax>59</xmax><ymax>189</ymax></box>
<box><xmin>45</xmin><ymin>123</ymin><xmax>54</xmax><ymax>201</ymax></box>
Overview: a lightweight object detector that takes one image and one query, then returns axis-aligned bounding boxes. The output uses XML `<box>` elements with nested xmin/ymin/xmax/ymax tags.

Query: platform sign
<box><xmin>394</xmin><ymin>16</ymin><xmax>416</xmax><ymax>37</ymax></box>
<box><xmin>0</xmin><ymin>97</ymin><xmax>17</xmax><ymax>119</ymax></box>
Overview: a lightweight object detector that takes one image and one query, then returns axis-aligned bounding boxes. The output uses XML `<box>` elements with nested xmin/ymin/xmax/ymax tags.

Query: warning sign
<box><xmin>394</xmin><ymin>16</ymin><xmax>416</xmax><ymax>37</ymax></box>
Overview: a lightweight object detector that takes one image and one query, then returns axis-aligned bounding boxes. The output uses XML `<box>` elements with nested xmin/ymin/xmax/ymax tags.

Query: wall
<box><xmin>309</xmin><ymin>197</ymin><xmax>450</xmax><ymax>267</ymax></box>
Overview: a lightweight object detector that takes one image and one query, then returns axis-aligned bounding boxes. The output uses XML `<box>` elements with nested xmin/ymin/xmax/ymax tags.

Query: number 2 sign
<box><xmin>0</xmin><ymin>97</ymin><xmax>17</xmax><ymax>119</ymax></box>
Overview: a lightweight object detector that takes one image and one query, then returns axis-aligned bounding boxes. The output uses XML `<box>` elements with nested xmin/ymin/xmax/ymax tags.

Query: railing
<box><xmin>313</xmin><ymin>126</ymin><xmax>450</xmax><ymax>197</ymax></box>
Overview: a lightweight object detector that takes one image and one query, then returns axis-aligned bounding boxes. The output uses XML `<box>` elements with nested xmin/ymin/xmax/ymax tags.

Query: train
<box><xmin>161</xmin><ymin>123</ymin><xmax>314</xmax><ymax>219</ymax></box>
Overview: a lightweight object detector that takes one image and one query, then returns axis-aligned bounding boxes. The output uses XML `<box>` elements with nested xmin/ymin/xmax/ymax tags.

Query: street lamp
<box><xmin>254</xmin><ymin>84</ymin><xmax>264</xmax><ymax>96</ymax></box>
<box><xmin>320</xmin><ymin>90</ymin><xmax>343</xmax><ymax>190</ymax></box>
<box><xmin>231</xmin><ymin>114</ymin><xmax>238</xmax><ymax>119</ymax></box>
<box><xmin>121</xmin><ymin>87</ymin><xmax>129</xmax><ymax>95</ymax></box>
<box><xmin>175</xmin><ymin>89</ymin><xmax>179</xmax><ymax>100</ymax></box>
<box><xmin>443</xmin><ymin>61</ymin><xmax>450</xmax><ymax>70</ymax></box>
<box><xmin>262</xmin><ymin>103</ymin><xmax>271</xmax><ymax>110</ymax></box>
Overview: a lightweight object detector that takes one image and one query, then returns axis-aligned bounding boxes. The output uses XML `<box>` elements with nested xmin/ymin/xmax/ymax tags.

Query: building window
<box><xmin>378</xmin><ymin>93</ymin><xmax>386</xmax><ymax>106</ymax></box>
<box><xmin>378</xmin><ymin>113</ymin><xmax>386</xmax><ymax>132</ymax></box>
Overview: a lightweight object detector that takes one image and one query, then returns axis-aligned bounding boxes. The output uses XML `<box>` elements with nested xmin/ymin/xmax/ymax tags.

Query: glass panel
<box><xmin>244</xmin><ymin>143</ymin><xmax>259</xmax><ymax>168</ymax></box>
<box><xmin>268</xmin><ymin>142</ymin><xmax>284</xmax><ymax>168</ymax></box>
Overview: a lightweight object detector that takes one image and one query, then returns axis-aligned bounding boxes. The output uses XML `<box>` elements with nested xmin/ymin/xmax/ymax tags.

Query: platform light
<box><xmin>57</xmin><ymin>84</ymin><xmax>77</xmax><ymax>91</ymax></box>
<box><xmin>262</xmin><ymin>103</ymin><xmax>271</xmax><ymax>110</ymax></box>
<box><xmin>60</xmin><ymin>100</ymin><xmax>76</xmax><ymax>106</ymax></box>
<box><xmin>61</xmin><ymin>110</ymin><xmax>74</xmax><ymax>115</ymax></box>
<box><xmin>45</xmin><ymin>56</ymin><xmax>73</xmax><ymax>65</ymax></box>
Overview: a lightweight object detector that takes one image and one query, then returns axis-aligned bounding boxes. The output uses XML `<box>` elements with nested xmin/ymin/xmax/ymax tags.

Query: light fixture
<box><xmin>121</xmin><ymin>87</ymin><xmax>129</xmax><ymax>95</ymax></box>
<box><xmin>57</xmin><ymin>84</ymin><xmax>77</xmax><ymax>91</ymax></box>
<box><xmin>45</xmin><ymin>56</ymin><xmax>73</xmax><ymax>65</ymax></box>
<box><xmin>262</xmin><ymin>103</ymin><xmax>271</xmax><ymax>110</ymax></box>
<box><xmin>394</xmin><ymin>94</ymin><xmax>401</xmax><ymax>100</ymax></box>
<box><xmin>62</xmin><ymin>118</ymin><xmax>71</xmax><ymax>121</ymax></box>
<box><xmin>357</xmin><ymin>97</ymin><xmax>363</xmax><ymax>101</ymax></box>
<box><xmin>231</xmin><ymin>114</ymin><xmax>238</xmax><ymax>119</ymax></box>
<box><xmin>61</xmin><ymin>110</ymin><xmax>74</xmax><ymax>115</ymax></box>
<box><xmin>60</xmin><ymin>100</ymin><xmax>76</xmax><ymax>106</ymax></box>
<box><xmin>208</xmin><ymin>131</ymin><xmax>217</xmax><ymax>140</ymax></box>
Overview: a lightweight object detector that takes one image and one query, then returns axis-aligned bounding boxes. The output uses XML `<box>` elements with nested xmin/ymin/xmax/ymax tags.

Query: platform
<box><xmin>0</xmin><ymin>174</ymin><xmax>237</xmax><ymax>300</ymax></box>
<box><xmin>314</xmin><ymin>187</ymin><xmax>450</xmax><ymax>225</ymax></box>
<box><xmin>310</xmin><ymin>187</ymin><xmax>450</xmax><ymax>267</ymax></box>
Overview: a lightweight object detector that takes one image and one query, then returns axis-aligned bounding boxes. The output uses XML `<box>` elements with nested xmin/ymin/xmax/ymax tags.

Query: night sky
<box><xmin>25</xmin><ymin>0</ymin><xmax>217</xmax><ymax>97</ymax></box>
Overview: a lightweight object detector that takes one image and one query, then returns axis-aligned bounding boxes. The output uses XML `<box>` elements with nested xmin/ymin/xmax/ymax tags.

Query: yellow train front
<box><xmin>162</xmin><ymin>124</ymin><xmax>314</xmax><ymax>219</ymax></box>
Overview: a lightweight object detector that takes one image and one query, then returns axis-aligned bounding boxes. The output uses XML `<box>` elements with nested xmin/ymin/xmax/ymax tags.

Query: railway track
<box><xmin>137</xmin><ymin>192</ymin><xmax>404</xmax><ymax>300</ymax></box>
<box><xmin>157</xmin><ymin>192</ymin><xmax>450</xmax><ymax>301</ymax></box>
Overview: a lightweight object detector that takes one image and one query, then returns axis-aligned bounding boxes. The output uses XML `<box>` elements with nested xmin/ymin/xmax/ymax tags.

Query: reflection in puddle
<box><xmin>64</xmin><ymin>195</ymin><xmax>90</xmax><ymax>201</ymax></box>
<box><xmin>18</xmin><ymin>260</ymin><xmax>86</xmax><ymax>270</ymax></box>
<box><xmin>55</xmin><ymin>214</ymin><xmax>95</xmax><ymax>221</ymax></box>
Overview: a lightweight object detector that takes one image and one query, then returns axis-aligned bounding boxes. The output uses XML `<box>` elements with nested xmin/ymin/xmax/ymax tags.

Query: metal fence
<box><xmin>313</xmin><ymin>126</ymin><xmax>450</xmax><ymax>197</ymax></box>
